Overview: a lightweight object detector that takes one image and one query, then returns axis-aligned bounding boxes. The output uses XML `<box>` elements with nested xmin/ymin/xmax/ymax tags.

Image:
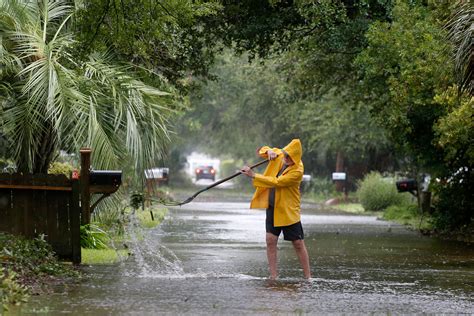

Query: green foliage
<box><xmin>433</xmin><ymin>90</ymin><xmax>474</xmax><ymax>166</ymax></box>
<box><xmin>48</xmin><ymin>162</ymin><xmax>75</xmax><ymax>176</ymax></box>
<box><xmin>384</xmin><ymin>204</ymin><xmax>420</xmax><ymax>222</ymax></box>
<box><xmin>446</xmin><ymin>1</ymin><xmax>473</xmax><ymax>94</ymax></box>
<box><xmin>281</xmin><ymin>0</ymin><xmax>392</xmax><ymax>100</ymax></box>
<box><xmin>130</xmin><ymin>192</ymin><xmax>145</xmax><ymax>210</ymax></box>
<box><xmin>80</xmin><ymin>224</ymin><xmax>109</xmax><ymax>249</ymax></box>
<box><xmin>382</xmin><ymin>204</ymin><xmax>433</xmax><ymax>230</ymax></box>
<box><xmin>431</xmin><ymin>169</ymin><xmax>473</xmax><ymax>231</ymax></box>
<box><xmin>92</xmin><ymin>206</ymin><xmax>127</xmax><ymax>237</ymax></box>
<box><xmin>179</xmin><ymin>50</ymin><xmax>393</xmax><ymax>176</ymax></box>
<box><xmin>306</xmin><ymin>177</ymin><xmax>336</xmax><ymax>201</ymax></box>
<box><xmin>357</xmin><ymin>172</ymin><xmax>409</xmax><ymax>211</ymax></box>
<box><xmin>330</xmin><ymin>203</ymin><xmax>366</xmax><ymax>214</ymax></box>
<box><xmin>136</xmin><ymin>208</ymin><xmax>167</xmax><ymax>229</ymax></box>
<box><xmin>181</xmin><ymin>52</ymin><xmax>278</xmax><ymax>158</ymax></box>
<box><xmin>355</xmin><ymin>1</ymin><xmax>452</xmax><ymax>172</ymax></box>
<box><xmin>175</xmin><ymin>0</ymin><xmax>395</xmax><ymax>175</ymax></box>
<box><xmin>0</xmin><ymin>0</ymin><xmax>176</xmax><ymax>174</ymax></box>
<box><xmin>75</xmin><ymin>0</ymin><xmax>222</xmax><ymax>91</ymax></box>
<box><xmin>0</xmin><ymin>158</ymin><xmax>14</xmax><ymax>172</ymax></box>
<box><xmin>200</xmin><ymin>0</ymin><xmax>310</xmax><ymax>59</ymax></box>
<box><xmin>431</xmin><ymin>89</ymin><xmax>473</xmax><ymax>231</ymax></box>
<box><xmin>289</xmin><ymin>91</ymin><xmax>391</xmax><ymax>165</ymax></box>
<box><xmin>0</xmin><ymin>268</ymin><xmax>28</xmax><ymax>312</ymax></box>
<box><xmin>355</xmin><ymin>1</ymin><xmax>472</xmax><ymax>230</ymax></box>
<box><xmin>0</xmin><ymin>232</ymin><xmax>77</xmax><ymax>311</ymax></box>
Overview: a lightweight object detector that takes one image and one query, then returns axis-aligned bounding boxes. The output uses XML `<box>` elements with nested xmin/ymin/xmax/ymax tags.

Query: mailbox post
<box><xmin>396</xmin><ymin>177</ymin><xmax>432</xmax><ymax>214</ymax></box>
<box><xmin>80</xmin><ymin>148</ymin><xmax>92</xmax><ymax>225</ymax></box>
<box><xmin>396</xmin><ymin>178</ymin><xmax>423</xmax><ymax>213</ymax></box>
<box><xmin>332</xmin><ymin>172</ymin><xmax>348</xmax><ymax>201</ymax></box>
<box><xmin>79</xmin><ymin>148</ymin><xmax>122</xmax><ymax>225</ymax></box>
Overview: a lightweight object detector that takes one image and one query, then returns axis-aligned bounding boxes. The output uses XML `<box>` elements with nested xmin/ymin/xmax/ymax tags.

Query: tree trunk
<box><xmin>33</xmin><ymin>123</ymin><xmax>57</xmax><ymax>174</ymax></box>
<box><xmin>15</xmin><ymin>120</ymin><xmax>57</xmax><ymax>174</ymax></box>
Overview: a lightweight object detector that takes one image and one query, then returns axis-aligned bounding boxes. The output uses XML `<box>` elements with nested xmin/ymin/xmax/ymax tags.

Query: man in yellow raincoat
<box><xmin>241</xmin><ymin>139</ymin><xmax>311</xmax><ymax>279</ymax></box>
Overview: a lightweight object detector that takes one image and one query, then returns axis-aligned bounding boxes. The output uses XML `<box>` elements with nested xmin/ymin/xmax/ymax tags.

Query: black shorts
<box><xmin>266</xmin><ymin>206</ymin><xmax>304</xmax><ymax>241</ymax></box>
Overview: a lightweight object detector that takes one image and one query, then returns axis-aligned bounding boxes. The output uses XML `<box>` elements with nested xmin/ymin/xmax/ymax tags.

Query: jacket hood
<box><xmin>283</xmin><ymin>139</ymin><xmax>302</xmax><ymax>165</ymax></box>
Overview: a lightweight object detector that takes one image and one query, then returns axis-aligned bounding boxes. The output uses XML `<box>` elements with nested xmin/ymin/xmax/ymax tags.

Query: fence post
<box><xmin>71</xmin><ymin>179</ymin><xmax>81</xmax><ymax>264</ymax></box>
<box><xmin>80</xmin><ymin>148</ymin><xmax>92</xmax><ymax>225</ymax></box>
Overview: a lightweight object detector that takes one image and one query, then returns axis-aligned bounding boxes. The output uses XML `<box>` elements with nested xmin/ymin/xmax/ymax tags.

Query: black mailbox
<box><xmin>396</xmin><ymin>179</ymin><xmax>417</xmax><ymax>193</ymax></box>
<box><xmin>90</xmin><ymin>170</ymin><xmax>122</xmax><ymax>186</ymax></box>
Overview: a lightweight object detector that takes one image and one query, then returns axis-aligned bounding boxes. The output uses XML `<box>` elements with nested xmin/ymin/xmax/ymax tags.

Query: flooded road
<box><xmin>20</xmin><ymin>202</ymin><xmax>474</xmax><ymax>314</ymax></box>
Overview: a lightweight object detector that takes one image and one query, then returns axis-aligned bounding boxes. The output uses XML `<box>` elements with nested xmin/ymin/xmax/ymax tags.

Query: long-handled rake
<box><xmin>153</xmin><ymin>159</ymin><xmax>269</xmax><ymax>206</ymax></box>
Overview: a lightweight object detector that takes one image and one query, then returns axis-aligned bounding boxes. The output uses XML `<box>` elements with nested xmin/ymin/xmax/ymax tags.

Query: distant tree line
<box><xmin>176</xmin><ymin>0</ymin><xmax>473</xmax><ymax>232</ymax></box>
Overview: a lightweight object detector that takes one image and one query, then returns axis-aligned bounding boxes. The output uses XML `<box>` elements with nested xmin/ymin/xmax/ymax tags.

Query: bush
<box><xmin>0</xmin><ymin>233</ymin><xmax>76</xmax><ymax>277</ymax></box>
<box><xmin>431</xmin><ymin>169</ymin><xmax>473</xmax><ymax>231</ymax></box>
<box><xmin>1</xmin><ymin>268</ymin><xmax>28</xmax><ymax>312</ymax></box>
<box><xmin>0</xmin><ymin>233</ymin><xmax>78</xmax><ymax>311</ymax></box>
<box><xmin>357</xmin><ymin>172</ymin><xmax>409</xmax><ymax>211</ymax></box>
<box><xmin>48</xmin><ymin>161</ymin><xmax>75</xmax><ymax>176</ymax></box>
<box><xmin>80</xmin><ymin>224</ymin><xmax>109</xmax><ymax>249</ymax></box>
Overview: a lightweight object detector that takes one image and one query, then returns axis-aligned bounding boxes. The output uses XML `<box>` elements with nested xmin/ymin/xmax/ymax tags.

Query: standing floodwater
<box><xmin>19</xmin><ymin>202</ymin><xmax>474</xmax><ymax>314</ymax></box>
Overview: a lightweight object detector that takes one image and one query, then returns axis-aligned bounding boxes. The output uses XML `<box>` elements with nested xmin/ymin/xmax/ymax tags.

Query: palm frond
<box><xmin>446</xmin><ymin>2</ymin><xmax>473</xmax><ymax>94</ymax></box>
<box><xmin>81</xmin><ymin>55</ymin><xmax>175</xmax><ymax>172</ymax></box>
<box><xmin>1</xmin><ymin>0</ymin><xmax>177</xmax><ymax>174</ymax></box>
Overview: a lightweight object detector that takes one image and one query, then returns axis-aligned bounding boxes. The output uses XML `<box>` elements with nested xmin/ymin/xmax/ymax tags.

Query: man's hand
<box><xmin>240</xmin><ymin>166</ymin><xmax>255</xmax><ymax>178</ymax></box>
<box><xmin>267</xmin><ymin>149</ymin><xmax>278</xmax><ymax>160</ymax></box>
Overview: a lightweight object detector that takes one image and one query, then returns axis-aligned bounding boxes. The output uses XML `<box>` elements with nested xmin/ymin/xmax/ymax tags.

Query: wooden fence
<box><xmin>0</xmin><ymin>173</ymin><xmax>81</xmax><ymax>263</ymax></box>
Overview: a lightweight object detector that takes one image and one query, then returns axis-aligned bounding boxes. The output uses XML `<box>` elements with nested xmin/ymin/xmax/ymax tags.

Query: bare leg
<box><xmin>266</xmin><ymin>233</ymin><xmax>279</xmax><ymax>279</ymax></box>
<box><xmin>292</xmin><ymin>239</ymin><xmax>311</xmax><ymax>279</ymax></box>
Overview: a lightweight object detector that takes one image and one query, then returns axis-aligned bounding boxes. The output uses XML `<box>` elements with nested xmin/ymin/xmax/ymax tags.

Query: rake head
<box><xmin>150</xmin><ymin>196</ymin><xmax>195</xmax><ymax>206</ymax></box>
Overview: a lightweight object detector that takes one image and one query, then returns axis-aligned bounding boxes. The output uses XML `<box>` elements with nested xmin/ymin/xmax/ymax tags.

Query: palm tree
<box><xmin>446</xmin><ymin>1</ymin><xmax>473</xmax><ymax>94</ymax></box>
<box><xmin>0</xmin><ymin>0</ymin><xmax>175</xmax><ymax>174</ymax></box>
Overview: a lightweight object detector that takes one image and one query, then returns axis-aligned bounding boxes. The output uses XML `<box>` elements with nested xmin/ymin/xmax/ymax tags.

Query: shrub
<box><xmin>48</xmin><ymin>161</ymin><xmax>75</xmax><ymax>176</ymax></box>
<box><xmin>431</xmin><ymin>169</ymin><xmax>473</xmax><ymax>231</ymax></box>
<box><xmin>0</xmin><ymin>233</ymin><xmax>78</xmax><ymax>311</ymax></box>
<box><xmin>357</xmin><ymin>172</ymin><xmax>409</xmax><ymax>211</ymax></box>
<box><xmin>80</xmin><ymin>224</ymin><xmax>109</xmax><ymax>249</ymax></box>
<box><xmin>0</xmin><ymin>233</ymin><xmax>71</xmax><ymax>276</ymax></box>
<box><xmin>1</xmin><ymin>268</ymin><xmax>28</xmax><ymax>312</ymax></box>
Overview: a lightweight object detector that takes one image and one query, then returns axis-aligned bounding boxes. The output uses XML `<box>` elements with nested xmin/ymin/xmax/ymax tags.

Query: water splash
<box><xmin>123</xmin><ymin>212</ymin><xmax>184</xmax><ymax>277</ymax></box>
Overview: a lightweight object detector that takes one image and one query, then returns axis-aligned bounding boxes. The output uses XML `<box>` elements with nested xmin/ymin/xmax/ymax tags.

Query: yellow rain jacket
<box><xmin>250</xmin><ymin>139</ymin><xmax>304</xmax><ymax>227</ymax></box>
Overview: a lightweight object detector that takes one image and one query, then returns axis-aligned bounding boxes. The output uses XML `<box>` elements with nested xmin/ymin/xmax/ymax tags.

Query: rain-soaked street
<box><xmin>18</xmin><ymin>201</ymin><xmax>474</xmax><ymax>314</ymax></box>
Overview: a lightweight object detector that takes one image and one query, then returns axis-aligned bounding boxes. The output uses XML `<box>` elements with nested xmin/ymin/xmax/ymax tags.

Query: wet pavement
<box><xmin>16</xmin><ymin>201</ymin><xmax>474</xmax><ymax>314</ymax></box>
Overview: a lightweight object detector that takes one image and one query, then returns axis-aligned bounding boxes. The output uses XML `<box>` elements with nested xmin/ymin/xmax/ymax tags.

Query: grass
<box><xmin>325</xmin><ymin>202</ymin><xmax>383</xmax><ymax>216</ymax></box>
<box><xmin>331</xmin><ymin>203</ymin><xmax>365</xmax><ymax>214</ymax></box>
<box><xmin>81</xmin><ymin>249</ymin><xmax>129</xmax><ymax>265</ymax></box>
<box><xmin>135</xmin><ymin>207</ymin><xmax>167</xmax><ymax>229</ymax></box>
<box><xmin>383</xmin><ymin>204</ymin><xmax>433</xmax><ymax>231</ymax></box>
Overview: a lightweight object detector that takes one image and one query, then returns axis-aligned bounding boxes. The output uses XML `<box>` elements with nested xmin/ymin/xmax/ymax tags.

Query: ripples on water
<box><xmin>16</xmin><ymin>202</ymin><xmax>474</xmax><ymax>314</ymax></box>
